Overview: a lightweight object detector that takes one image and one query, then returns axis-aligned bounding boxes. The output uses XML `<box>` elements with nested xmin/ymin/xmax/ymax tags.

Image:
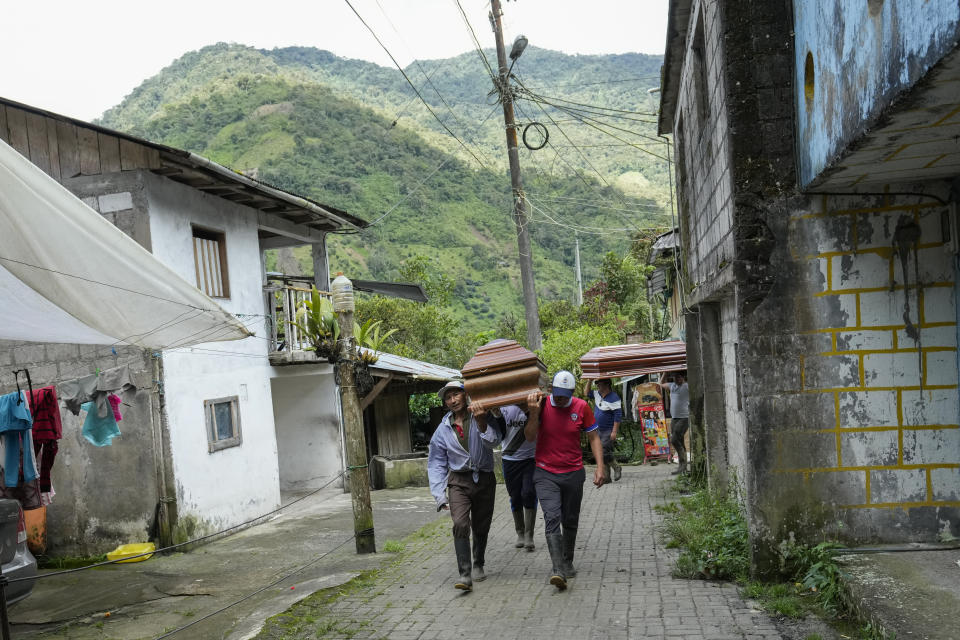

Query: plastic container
<box><xmin>331</xmin><ymin>273</ymin><xmax>354</xmax><ymax>313</ymax></box>
<box><xmin>106</xmin><ymin>542</ymin><xmax>156</xmax><ymax>563</ymax></box>
<box><xmin>24</xmin><ymin>506</ymin><xmax>46</xmax><ymax>555</ymax></box>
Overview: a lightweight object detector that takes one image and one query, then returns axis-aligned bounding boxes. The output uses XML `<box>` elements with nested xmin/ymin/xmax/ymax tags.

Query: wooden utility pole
<box><xmin>333</xmin><ymin>276</ymin><xmax>376</xmax><ymax>554</ymax></box>
<box><xmin>574</xmin><ymin>233</ymin><xmax>583</xmax><ymax>306</ymax></box>
<box><xmin>490</xmin><ymin>0</ymin><xmax>542</xmax><ymax>350</ymax></box>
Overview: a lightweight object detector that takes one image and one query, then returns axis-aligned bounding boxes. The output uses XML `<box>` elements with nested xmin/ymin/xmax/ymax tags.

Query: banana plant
<box><xmin>354</xmin><ymin>319</ymin><xmax>397</xmax><ymax>364</ymax></box>
<box><xmin>293</xmin><ymin>286</ymin><xmax>340</xmax><ymax>356</ymax></box>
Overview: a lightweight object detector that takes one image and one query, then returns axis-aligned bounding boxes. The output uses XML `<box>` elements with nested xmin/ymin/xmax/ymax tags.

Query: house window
<box><xmin>192</xmin><ymin>226</ymin><xmax>230</xmax><ymax>298</ymax></box>
<box><xmin>204</xmin><ymin>396</ymin><xmax>242</xmax><ymax>452</ymax></box>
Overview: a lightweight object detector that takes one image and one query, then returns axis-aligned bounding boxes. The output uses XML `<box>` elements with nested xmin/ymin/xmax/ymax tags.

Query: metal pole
<box><xmin>333</xmin><ymin>278</ymin><xmax>376</xmax><ymax>554</ymax></box>
<box><xmin>0</xmin><ymin>569</ymin><xmax>10</xmax><ymax>640</ymax></box>
<box><xmin>574</xmin><ymin>233</ymin><xmax>583</xmax><ymax>306</ymax></box>
<box><xmin>490</xmin><ymin>0</ymin><xmax>542</xmax><ymax>350</ymax></box>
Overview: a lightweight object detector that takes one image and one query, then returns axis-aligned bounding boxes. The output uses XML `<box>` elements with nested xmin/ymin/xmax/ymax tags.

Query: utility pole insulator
<box><xmin>490</xmin><ymin>0</ymin><xmax>542</xmax><ymax>351</ymax></box>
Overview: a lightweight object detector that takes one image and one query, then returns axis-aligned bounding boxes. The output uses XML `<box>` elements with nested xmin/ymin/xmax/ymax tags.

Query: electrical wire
<box><xmin>12</xmin><ymin>470</ymin><xmax>349</xmax><ymax>584</ymax></box>
<box><xmin>373</xmin><ymin>0</ymin><xmax>494</xmax><ymax>168</ymax></box>
<box><xmin>0</xmin><ymin>256</ymin><xmax>222</xmax><ymax>313</ymax></box>
<box><xmin>154</xmin><ymin>531</ymin><xmax>359</xmax><ymax>639</ymax></box>
<box><xmin>342</xmin><ymin>0</ymin><xmax>489</xmax><ymax>169</ymax></box>
<box><xmin>331</xmin><ymin>105</ymin><xmax>501</xmax><ymax>234</ymax></box>
<box><xmin>452</xmin><ymin>0</ymin><xmax>498</xmax><ymax>82</ymax></box>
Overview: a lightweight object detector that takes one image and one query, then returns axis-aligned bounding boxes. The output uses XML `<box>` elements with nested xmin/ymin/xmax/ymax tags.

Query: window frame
<box><xmin>204</xmin><ymin>395</ymin><xmax>242</xmax><ymax>453</ymax></box>
<box><xmin>192</xmin><ymin>225</ymin><xmax>230</xmax><ymax>299</ymax></box>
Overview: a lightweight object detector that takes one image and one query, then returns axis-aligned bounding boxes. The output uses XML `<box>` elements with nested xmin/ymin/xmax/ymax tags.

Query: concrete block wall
<box><xmin>673</xmin><ymin>0</ymin><xmax>736</xmax><ymax>293</ymax></box>
<box><xmin>721</xmin><ymin>298</ymin><xmax>748</xmax><ymax>484</ymax></box>
<box><xmin>744</xmin><ymin>190</ymin><xmax>959</xmax><ymax>558</ymax></box>
<box><xmin>0</xmin><ymin>340</ymin><xmax>159</xmax><ymax>555</ymax></box>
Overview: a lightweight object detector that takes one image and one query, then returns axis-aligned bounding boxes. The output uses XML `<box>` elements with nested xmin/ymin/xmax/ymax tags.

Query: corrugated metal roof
<box><xmin>364</xmin><ymin>349</ymin><xmax>461</xmax><ymax>381</ymax></box>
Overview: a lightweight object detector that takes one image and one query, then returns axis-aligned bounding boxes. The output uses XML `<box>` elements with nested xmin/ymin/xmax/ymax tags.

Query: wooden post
<box><xmin>490</xmin><ymin>0</ymin><xmax>542</xmax><ymax>350</ymax></box>
<box><xmin>334</xmin><ymin>277</ymin><xmax>376</xmax><ymax>554</ymax></box>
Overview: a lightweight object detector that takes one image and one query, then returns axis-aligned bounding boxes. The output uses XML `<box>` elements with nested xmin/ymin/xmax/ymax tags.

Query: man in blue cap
<box><xmin>427</xmin><ymin>380</ymin><xmax>500</xmax><ymax>591</ymax></box>
<box><xmin>525</xmin><ymin>370</ymin><xmax>605</xmax><ymax>590</ymax></box>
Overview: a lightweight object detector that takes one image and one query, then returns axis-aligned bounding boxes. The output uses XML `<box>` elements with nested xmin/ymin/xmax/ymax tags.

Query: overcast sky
<box><xmin>1</xmin><ymin>0</ymin><xmax>668</xmax><ymax>122</ymax></box>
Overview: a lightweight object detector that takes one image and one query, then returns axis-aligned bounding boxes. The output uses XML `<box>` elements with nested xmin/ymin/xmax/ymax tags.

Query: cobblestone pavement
<box><xmin>286</xmin><ymin>464</ymin><xmax>786</xmax><ymax>640</ymax></box>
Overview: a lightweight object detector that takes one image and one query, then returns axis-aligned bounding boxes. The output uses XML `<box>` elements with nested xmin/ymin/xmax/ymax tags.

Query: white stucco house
<box><xmin>0</xmin><ymin>97</ymin><xmax>451</xmax><ymax>554</ymax></box>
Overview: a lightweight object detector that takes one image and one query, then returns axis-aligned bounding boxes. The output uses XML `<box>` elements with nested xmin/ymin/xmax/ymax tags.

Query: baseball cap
<box><xmin>551</xmin><ymin>370</ymin><xmax>576</xmax><ymax>398</ymax></box>
<box><xmin>438</xmin><ymin>380</ymin><xmax>465</xmax><ymax>402</ymax></box>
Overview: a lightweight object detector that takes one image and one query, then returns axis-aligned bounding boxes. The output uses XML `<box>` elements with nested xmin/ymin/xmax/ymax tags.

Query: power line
<box><xmin>373</xmin><ymin>0</ymin><xmax>493</xmax><ymax>167</ymax></box>
<box><xmin>531</xmin><ymin>74</ymin><xmax>661</xmax><ymax>88</ymax></box>
<box><xmin>452</xmin><ymin>0</ymin><xmax>498</xmax><ymax>82</ymax></box>
<box><xmin>342</xmin><ymin>0</ymin><xmax>489</xmax><ymax>169</ymax></box>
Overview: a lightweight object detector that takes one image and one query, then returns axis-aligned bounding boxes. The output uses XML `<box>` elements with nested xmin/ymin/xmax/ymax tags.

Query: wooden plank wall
<box><xmin>0</xmin><ymin>104</ymin><xmax>160</xmax><ymax>183</ymax></box>
<box><xmin>374</xmin><ymin>395</ymin><xmax>413</xmax><ymax>455</ymax></box>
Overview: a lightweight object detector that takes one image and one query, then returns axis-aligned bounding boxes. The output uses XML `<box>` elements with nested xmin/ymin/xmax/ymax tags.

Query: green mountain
<box><xmin>99</xmin><ymin>43</ymin><xmax>669</xmax><ymax>329</ymax></box>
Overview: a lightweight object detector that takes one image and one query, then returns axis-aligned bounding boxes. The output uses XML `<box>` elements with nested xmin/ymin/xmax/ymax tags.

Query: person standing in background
<box><xmin>584</xmin><ymin>378</ymin><xmax>622</xmax><ymax>482</ymax></box>
<box><xmin>668</xmin><ymin>372</ymin><xmax>689</xmax><ymax>475</ymax></box>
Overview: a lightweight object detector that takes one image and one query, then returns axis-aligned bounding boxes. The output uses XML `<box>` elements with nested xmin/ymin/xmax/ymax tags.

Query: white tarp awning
<box><xmin>0</xmin><ymin>138</ymin><xmax>251</xmax><ymax>348</ymax></box>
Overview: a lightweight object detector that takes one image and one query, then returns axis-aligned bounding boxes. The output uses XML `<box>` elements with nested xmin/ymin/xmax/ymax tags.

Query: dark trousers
<box><xmin>447</xmin><ymin>470</ymin><xmax>496</xmax><ymax>540</ymax></box>
<box><xmin>598</xmin><ymin>429</ymin><xmax>616</xmax><ymax>464</ymax></box>
<box><xmin>533</xmin><ymin>466</ymin><xmax>585</xmax><ymax>535</ymax></box>
<box><xmin>671</xmin><ymin>418</ymin><xmax>689</xmax><ymax>464</ymax></box>
<box><xmin>503</xmin><ymin>458</ymin><xmax>537</xmax><ymax>511</ymax></box>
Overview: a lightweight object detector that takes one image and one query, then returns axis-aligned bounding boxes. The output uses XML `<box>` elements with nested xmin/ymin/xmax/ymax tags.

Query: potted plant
<box><xmin>293</xmin><ymin>286</ymin><xmax>340</xmax><ymax>362</ymax></box>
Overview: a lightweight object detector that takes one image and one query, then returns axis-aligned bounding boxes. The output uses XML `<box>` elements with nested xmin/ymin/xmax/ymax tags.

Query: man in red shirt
<box><xmin>525</xmin><ymin>370</ymin><xmax>605</xmax><ymax>590</ymax></box>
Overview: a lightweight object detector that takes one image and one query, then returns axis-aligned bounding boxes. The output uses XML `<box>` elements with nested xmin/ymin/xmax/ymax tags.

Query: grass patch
<box><xmin>255</xmin><ymin>519</ymin><xmax>448</xmax><ymax>639</ymax></box>
<box><xmin>37</xmin><ymin>554</ymin><xmax>108</xmax><ymax>570</ymax></box>
<box><xmin>382</xmin><ymin>539</ymin><xmax>405</xmax><ymax>553</ymax></box>
<box><xmin>657</xmin><ymin>476</ymin><xmax>869</xmax><ymax>633</ymax></box>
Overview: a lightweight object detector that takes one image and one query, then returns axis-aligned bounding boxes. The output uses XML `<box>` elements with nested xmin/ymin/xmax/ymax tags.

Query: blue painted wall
<box><xmin>794</xmin><ymin>0</ymin><xmax>960</xmax><ymax>187</ymax></box>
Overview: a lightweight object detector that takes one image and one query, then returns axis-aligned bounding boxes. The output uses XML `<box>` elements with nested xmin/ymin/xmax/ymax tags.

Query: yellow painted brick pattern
<box><xmin>778</xmin><ymin>196</ymin><xmax>959</xmax><ymax>510</ymax></box>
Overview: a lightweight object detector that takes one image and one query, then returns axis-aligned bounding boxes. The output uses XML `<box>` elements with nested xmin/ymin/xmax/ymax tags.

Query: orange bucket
<box><xmin>24</xmin><ymin>505</ymin><xmax>47</xmax><ymax>555</ymax></box>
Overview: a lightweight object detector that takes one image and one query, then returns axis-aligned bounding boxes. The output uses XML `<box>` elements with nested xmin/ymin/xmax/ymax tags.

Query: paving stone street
<box><xmin>267</xmin><ymin>464</ymin><xmax>791</xmax><ymax>640</ymax></box>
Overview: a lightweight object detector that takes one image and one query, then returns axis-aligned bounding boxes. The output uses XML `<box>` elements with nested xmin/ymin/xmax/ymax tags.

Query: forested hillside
<box><xmin>98</xmin><ymin>43</ymin><xmax>669</xmax><ymax>329</ymax></box>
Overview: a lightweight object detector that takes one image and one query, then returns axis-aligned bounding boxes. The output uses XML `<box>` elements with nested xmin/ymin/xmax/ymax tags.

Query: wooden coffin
<box><xmin>461</xmin><ymin>339</ymin><xmax>546</xmax><ymax>409</ymax></box>
<box><xmin>580</xmin><ymin>341</ymin><xmax>686</xmax><ymax>379</ymax></box>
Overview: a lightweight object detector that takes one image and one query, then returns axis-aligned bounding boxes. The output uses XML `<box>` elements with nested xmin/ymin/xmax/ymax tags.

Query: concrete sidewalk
<box><xmin>255</xmin><ymin>465</ymin><xmax>818</xmax><ymax>640</ymax></box>
<box><xmin>10</xmin><ymin>485</ymin><xmax>444</xmax><ymax>639</ymax></box>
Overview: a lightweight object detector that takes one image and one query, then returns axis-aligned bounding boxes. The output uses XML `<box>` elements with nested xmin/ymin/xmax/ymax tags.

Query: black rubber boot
<box><xmin>512</xmin><ymin>509</ymin><xmax>525</xmax><ymax>548</ymax></box>
<box><xmin>561</xmin><ymin>527</ymin><xmax>578</xmax><ymax>579</ymax></box>
<box><xmin>523</xmin><ymin>507</ymin><xmax>537</xmax><ymax>551</ymax></box>
<box><xmin>545</xmin><ymin>533</ymin><xmax>567</xmax><ymax>590</ymax></box>
<box><xmin>454</xmin><ymin>538</ymin><xmax>472</xmax><ymax>591</ymax></box>
<box><xmin>612</xmin><ymin>460</ymin><xmax>622</xmax><ymax>482</ymax></box>
<box><xmin>472</xmin><ymin>534</ymin><xmax>487</xmax><ymax>581</ymax></box>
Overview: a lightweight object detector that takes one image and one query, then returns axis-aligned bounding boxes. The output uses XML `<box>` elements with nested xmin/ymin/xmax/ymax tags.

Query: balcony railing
<box><xmin>265</xmin><ymin>274</ymin><xmax>327</xmax><ymax>353</ymax></box>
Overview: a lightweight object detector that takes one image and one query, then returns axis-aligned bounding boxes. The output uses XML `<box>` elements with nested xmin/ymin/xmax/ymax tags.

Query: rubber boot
<box><xmin>453</xmin><ymin>538</ymin><xmax>472</xmax><ymax>591</ymax></box>
<box><xmin>523</xmin><ymin>507</ymin><xmax>537</xmax><ymax>551</ymax></box>
<box><xmin>512</xmin><ymin>509</ymin><xmax>525</xmax><ymax>548</ymax></box>
<box><xmin>545</xmin><ymin>533</ymin><xmax>567</xmax><ymax>590</ymax></box>
<box><xmin>603</xmin><ymin>464</ymin><xmax>611</xmax><ymax>484</ymax></box>
<box><xmin>472</xmin><ymin>534</ymin><xmax>487</xmax><ymax>582</ymax></box>
<box><xmin>612</xmin><ymin>460</ymin><xmax>622</xmax><ymax>482</ymax></box>
<box><xmin>561</xmin><ymin>528</ymin><xmax>578</xmax><ymax>579</ymax></box>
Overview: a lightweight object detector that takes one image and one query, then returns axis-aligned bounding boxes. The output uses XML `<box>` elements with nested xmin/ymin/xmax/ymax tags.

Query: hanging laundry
<box><xmin>59</xmin><ymin>373</ymin><xmax>98</xmax><ymax>416</ymax></box>
<box><xmin>81</xmin><ymin>401</ymin><xmax>121</xmax><ymax>447</ymax></box>
<box><xmin>0</xmin><ymin>391</ymin><xmax>39</xmax><ymax>500</ymax></box>
<box><xmin>60</xmin><ymin>364</ymin><xmax>138</xmax><ymax>417</ymax></box>
<box><xmin>27</xmin><ymin>386</ymin><xmax>61</xmax><ymax>495</ymax></box>
<box><xmin>108</xmin><ymin>394</ymin><xmax>123</xmax><ymax>422</ymax></box>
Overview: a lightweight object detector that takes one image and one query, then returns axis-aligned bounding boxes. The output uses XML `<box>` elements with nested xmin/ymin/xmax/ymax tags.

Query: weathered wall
<box><xmin>269</xmin><ymin>366</ymin><xmax>343</xmax><ymax>492</ymax></box>
<box><xmin>0</xmin><ymin>345</ymin><xmax>156</xmax><ymax>555</ymax></box>
<box><xmin>720</xmin><ymin>298</ymin><xmax>748</xmax><ymax>484</ymax></box>
<box><xmin>673</xmin><ymin>0</ymin><xmax>736</xmax><ymax>299</ymax></box>
<box><xmin>144</xmin><ymin>171</ymin><xmax>282</xmax><ymax>533</ymax></box>
<box><xmin>742</xmin><ymin>186</ymin><xmax>959</xmax><ymax>568</ymax></box>
<box><xmin>0</xmin><ymin>170</ymin><xmax>162</xmax><ymax>555</ymax></box>
<box><xmin>794</xmin><ymin>0</ymin><xmax>960</xmax><ymax>187</ymax></box>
